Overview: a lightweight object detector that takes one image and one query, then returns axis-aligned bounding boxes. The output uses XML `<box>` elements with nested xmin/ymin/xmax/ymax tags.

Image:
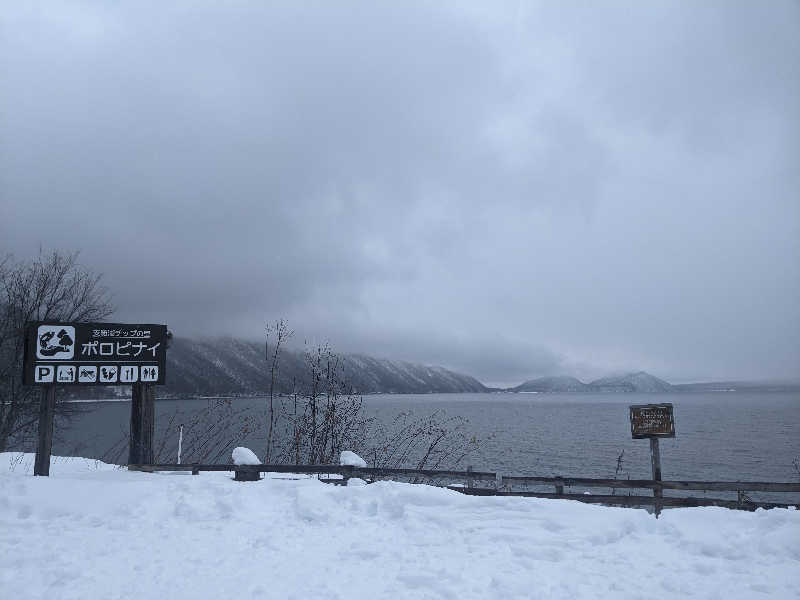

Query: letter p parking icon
<box><xmin>34</xmin><ymin>365</ymin><xmax>54</xmax><ymax>383</ymax></box>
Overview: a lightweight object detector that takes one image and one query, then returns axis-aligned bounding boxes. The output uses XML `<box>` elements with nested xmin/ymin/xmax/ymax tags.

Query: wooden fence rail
<box><xmin>127</xmin><ymin>463</ymin><xmax>800</xmax><ymax>512</ymax></box>
<box><xmin>449</xmin><ymin>489</ymin><xmax>795</xmax><ymax>510</ymax></box>
<box><xmin>496</xmin><ymin>475</ymin><xmax>800</xmax><ymax>493</ymax></box>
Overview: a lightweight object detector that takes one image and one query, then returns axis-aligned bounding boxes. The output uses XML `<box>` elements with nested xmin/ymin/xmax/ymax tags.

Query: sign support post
<box><xmin>129</xmin><ymin>382</ymin><xmax>155</xmax><ymax>465</ymax></box>
<box><xmin>650</xmin><ymin>437</ymin><xmax>663</xmax><ymax>516</ymax></box>
<box><xmin>33</xmin><ymin>385</ymin><xmax>56</xmax><ymax>476</ymax></box>
<box><xmin>630</xmin><ymin>403</ymin><xmax>675</xmax><ymax>518</ymax></box>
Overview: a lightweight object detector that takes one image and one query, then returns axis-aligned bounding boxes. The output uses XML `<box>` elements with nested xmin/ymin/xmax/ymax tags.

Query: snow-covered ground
<box><xmin>1</xmin><ymin>454</ymin><xmax>798</xmax><ymax>599</ymax></box>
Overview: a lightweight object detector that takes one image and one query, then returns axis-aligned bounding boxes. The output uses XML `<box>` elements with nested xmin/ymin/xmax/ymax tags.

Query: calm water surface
<box><xmin>41</xmin><ymin>392</ymin><xmax>799</xmax><ymax>489</ymax></box>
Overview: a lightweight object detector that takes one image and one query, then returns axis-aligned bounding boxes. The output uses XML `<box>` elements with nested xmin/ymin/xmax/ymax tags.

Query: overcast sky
<box><xmin>2</xmin><ymin>1</ymin><xmax>798</xmax><ymax>386</ymax></box>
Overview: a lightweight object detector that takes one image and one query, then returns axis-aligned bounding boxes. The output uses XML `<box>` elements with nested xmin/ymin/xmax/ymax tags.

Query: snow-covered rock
<box><xmin>339</xmin><ymin>450</ymin><xmax>367</xmax><ymax>467</ymax></box>
<box><xmin>347</xmin><ymin>477</ymin><xmax>368</xmax><ymax>486</ymax></box>
<box><xmin>232</xmin><ymin>447</ymin><xmax>260</xmax><ymax>465</ymax></box>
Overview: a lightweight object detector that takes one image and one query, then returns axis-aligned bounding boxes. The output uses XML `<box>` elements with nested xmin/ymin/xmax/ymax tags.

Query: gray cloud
<box><xmin>2</xmin><ymin>1</ymin><xmax>798</xmax><ymax>386</ymax></box>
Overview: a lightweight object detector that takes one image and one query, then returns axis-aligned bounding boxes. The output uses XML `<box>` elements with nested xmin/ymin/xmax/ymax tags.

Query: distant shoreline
<box><xmin>61</xmin><ymin>388</ymin><xmax>800</xmax><ymax>404</ymax></box>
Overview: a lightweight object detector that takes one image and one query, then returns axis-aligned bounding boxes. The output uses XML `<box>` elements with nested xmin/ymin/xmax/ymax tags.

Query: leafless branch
<box><xmin>0</xmin><ymin>249</ymin><xmax>114</xmax><ymax>451</ymax></box>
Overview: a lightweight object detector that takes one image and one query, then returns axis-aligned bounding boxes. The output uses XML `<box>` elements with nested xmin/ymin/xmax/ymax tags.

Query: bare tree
<box><xmin>270</xmin><ymin>342</ymin><xmax>372</xmax><ymax>465</ymax></box>
<box><xmin>264</xmin><ymin>318</ymin><xmax>293</xmax><ymax>462</ymax></box>
<box><xmin>0</xmin><ymin>250</ymin><xmax>113</xmax><ymax>451</ymax></box>
<box><xmin>268</xmin><ymin>340</ymin><xmax>483</xmax><ymax>472</ymax></box>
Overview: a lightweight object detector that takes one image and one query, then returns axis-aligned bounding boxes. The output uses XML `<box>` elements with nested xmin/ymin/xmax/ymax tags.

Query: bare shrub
<box><xmin>266</xmin><ymin>331</ymin><xmax>484</xmax><ymax>472</ymax></box>
<box><xmin>368</xmin><ymin>410</ymin><xmax>482</xmax><ymax>471</ymax></box>
<box><xmin>162</xmin><ymin>398</ymin><xmax>263</xmax><ymax>464</ymax></box>
<box><xmin>611</xmin><ymin>448</ymin><xmax>630</xmax><ymax>496</ymax></box>
<box><xmin>101</xmin><ymin>399</ymin><xmax>264</xmax><ymax>466</ymax></box>
<box><xmin>275</xmin><ymin>342</ymin><xmax>372</xmax><ymax>465</ymax></box>
<box><xmin>264</xmin><ymin>319</ymin><xmax>293</xmax><ymax>462</ymax></box>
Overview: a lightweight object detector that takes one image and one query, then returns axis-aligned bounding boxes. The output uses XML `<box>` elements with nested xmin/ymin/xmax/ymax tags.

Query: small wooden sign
<box><xmin>629</xmin><ymin>403</ymin><xmax>675</xmax><ymax>439</ymax></box>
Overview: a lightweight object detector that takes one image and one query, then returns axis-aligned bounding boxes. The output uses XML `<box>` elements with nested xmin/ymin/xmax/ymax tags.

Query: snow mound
<box><xmin>347</xmin><ymin>478</ymin><xmax>368</xmax><ymax>486</ymax></box>
<box><xmin>232</xmin><ymin>447</ymin><xmax>260</xmax><ymax>465</ymax></box>
<box><xmin>339</xmin><ymin>450</ymin><xmax>367</xmax><ymax>467</ymax></box>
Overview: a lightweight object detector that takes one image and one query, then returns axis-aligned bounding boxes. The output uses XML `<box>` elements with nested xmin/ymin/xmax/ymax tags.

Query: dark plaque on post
<box><xmin>23</xmin><ymin>322</ymin><xmax>168</xmax><ymax>386</ymax></box>
<box><xmin>629</xmin><ymin>403</ymin><xmax>675</xmax><ymax>439</ymax></box>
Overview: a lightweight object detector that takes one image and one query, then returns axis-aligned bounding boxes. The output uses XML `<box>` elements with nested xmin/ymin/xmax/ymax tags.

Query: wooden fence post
<box><xmin>33</xmin><ymin>385</ymin><xmax>56</xmax><ymax>476</ymax></box>
<box><xmin>129</xmin><ymin>382</ymin><xmax>155</xmax><ymax>465</ymax></box>
<box><xmin>234</xmin><ymin>467</ymin><xmax>260</xmax><ymax>482</ymax></box>
<box><xmin>650</xmin><ymin>437</ymin><xmax>663</xmax><ymax>517</ymax></box>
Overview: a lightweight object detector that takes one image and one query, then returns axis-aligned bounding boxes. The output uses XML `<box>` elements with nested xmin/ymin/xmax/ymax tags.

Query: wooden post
<box><xmin>466</xmin><ymin>465</ymin><xmax>473</xmax><ymax>489</ymax></box>
<box><xmin>177</xmin><ymin>424</ymin><xmax>183</xmax><ymax>464</ymax></box>
<box><xmin>128</xmin><ymin>382</ymin><xmax>155</xmax><ymax>465</ymax></box>
<box><xmin>234</xmin><ymin>468</ymin><xmax>260</xmax><ymax>482</ymax></box>
<box><xmin>650</xmin><ymin>437</ymin><xmax>663</xmax><ymax>516</ymax></box>
<box><xmin>33</xmin><ymin>385</ymin><xmax>56</xmax><ymax>476</ymax></box>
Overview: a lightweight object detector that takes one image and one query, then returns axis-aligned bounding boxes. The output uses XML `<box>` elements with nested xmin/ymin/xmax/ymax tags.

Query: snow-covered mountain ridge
<box><xmin>161</xmin><ymin>337</ymin><xmax>489</xmax><ymax>396</ymax></box>
<box><xmin>511</xmin><ymin>371</ymin><xmax>674</xmax><ymax>393</ymax></box>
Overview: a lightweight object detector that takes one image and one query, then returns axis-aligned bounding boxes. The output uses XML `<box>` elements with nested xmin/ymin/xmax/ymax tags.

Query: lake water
<box><xmin>26</xmin><ymin>391</ymin><xmax>800</xmax><ymax>502</ymax></box>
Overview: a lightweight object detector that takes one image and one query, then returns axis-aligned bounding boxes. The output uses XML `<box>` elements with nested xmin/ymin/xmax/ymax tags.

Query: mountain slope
<box><xmin>506</xmin><ymin>371</ymin><xmax>675</xmax><ymax>393</ymax></box>
<box><xmin>511</xmin><ymin>375</ymin><xmax>590</xmax><ymax>392</ymax></box>
<box><xmin>342</xmin><ymin>353</ymin><xmax>486</xmax><ymax>394</ymax></box>
<box><xmin>161</xmin><ymin>337</ymin><xmax>488</xmax><ymax>396</ymax></box>
<box><xmin>587</xmin><ymin>371</ymin><xmax>673</xmax><ymax>393</ymax></box>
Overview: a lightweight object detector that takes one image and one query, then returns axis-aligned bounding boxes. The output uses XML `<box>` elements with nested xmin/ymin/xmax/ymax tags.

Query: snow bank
<box><xmin>1</xmin><ymin>452</ymin><xmax>798</xmax><ymax>600</ymax></box>
<box><xmin>232</xmin><ymin>446</ymin><xmax>260</xmax><ymax>465</ymax></box>
<box><xmin>339</xmin><ymin>450</ymin><xmax>367</xmax><ymax>467</ymax></box>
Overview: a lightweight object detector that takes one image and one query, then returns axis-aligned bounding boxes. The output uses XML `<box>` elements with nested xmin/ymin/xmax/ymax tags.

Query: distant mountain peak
<box><xmin>589</xmin><ymin>371</ymin><xmax>673</xmax><ymax>392</ymax></box>
<box><xmin>511</xmin><ymin>375</ymin><xmax>589</xmax><ymax>393</ymax></box>
<box><xmin>509</xmin><ymin>371</ymin><xmax>674</xmax><ymax>393</ymax></box>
